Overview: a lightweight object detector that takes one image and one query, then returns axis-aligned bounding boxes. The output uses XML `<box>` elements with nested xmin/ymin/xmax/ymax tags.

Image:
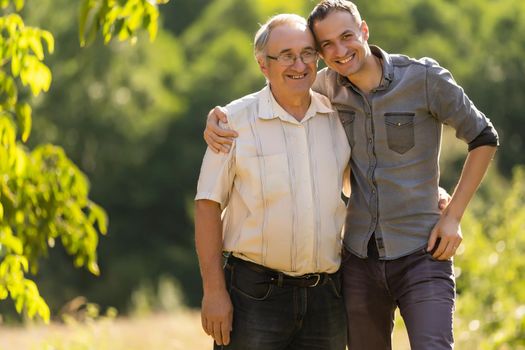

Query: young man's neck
<box><xmin>270</xmin><ymin>87</ymin><xmax>312</xmax><ymax>122</ymax></box>
<box><xmin>347</xmin><ymin>54</ymin><xmax>383</xmax><ymax>95</ymax></box>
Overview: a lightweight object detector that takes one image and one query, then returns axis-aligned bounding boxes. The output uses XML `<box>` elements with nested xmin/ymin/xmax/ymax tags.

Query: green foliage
<box><xmin>455</xmin><ymin>167</ymin><xmax>525</xmax><ymax>349</ymax></box>
<box><xmin>4</xmin><ymin>5</ymin><xmax>522</xmax><ymax>347</ymax></box>
<box><xmin>0</xmin><ymin>0</ymin><xmax>169</xmax><ymax>322</ymax></box>
<box><xmin>79</xmin><ymin>0</ymin><xmax>169</xmax><ymax>47</ymax></box>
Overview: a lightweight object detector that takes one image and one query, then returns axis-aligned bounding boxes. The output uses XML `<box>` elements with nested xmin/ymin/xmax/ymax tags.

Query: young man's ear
<box><xmin>360</xmin><ymin>20</ymin><xmax>370</xmax><ymax>42</ymax></box>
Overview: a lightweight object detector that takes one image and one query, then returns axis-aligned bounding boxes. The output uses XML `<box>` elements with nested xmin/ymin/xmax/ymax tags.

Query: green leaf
<box><xmin>88</xmin><ymin>261</ymin><xmax>100</xmax><ymax>276</ymax></box>
<box><xmin>14</xmin><ymin>0</ymin><xmax>24</xmax><ymax>11</ymax></box>
<box><xmin>28</xmin><ymin>35</ymin><xmax>44</xmax><ymax>60</ymax></box>
<box><xmin>41</xmin><ymin>30</ymin><xmax>54</xmax><ymax>54</ymax></box>
<box><xmin>11</xmin><ymin>53</ymin><xmax>20</xmax><ymax>77</ymax></box>
<box><xmin>79</xmin><ymin>0</ymin><xmax>91</xmax><ymax>47</ymax></box>
<box><xmin>0</xmin><ymin>285</ymin><xmax>8</xmax><ymax>300</ymax></box>
<box><xmin>0</xmin><ymin>228</ymin><xmax>23</xmax><ymax>254</ymax></box>
<box><xmin>15</xmin><ymin>102</ymin><xmax>31</xmax><ymax>142</ymax></box>
<box><xmin>89</xmin><ymin>202</ymin><xmax>108</xmax><ymax>234</ymax></box>
<box><xmin>15</xmin><ymin>295</ymin><xmax>24</xmax><ymax>313</ymax></box>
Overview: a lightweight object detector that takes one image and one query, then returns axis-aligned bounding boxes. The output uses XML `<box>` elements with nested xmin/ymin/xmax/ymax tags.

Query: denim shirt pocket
<box><xmin>336</xmin><ymin>108</ymin><xmax>356</xmax><ymax>147</ymax></box>
<box><xmin>384</xmin><ymin>112</ymin><xmax>415</xmax><ymax>154</ymax></box>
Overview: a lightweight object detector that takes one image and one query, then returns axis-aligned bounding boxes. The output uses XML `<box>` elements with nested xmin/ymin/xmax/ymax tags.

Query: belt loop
<box><xmin>277</xmin><ymin>272</ymin><xmax>284</xmax><ymax>288</ymax></box>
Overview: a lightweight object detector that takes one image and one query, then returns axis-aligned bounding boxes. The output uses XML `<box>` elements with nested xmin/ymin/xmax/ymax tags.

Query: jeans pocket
<box><xmin>336</xmin><ymin>108</ymin><xmax>356</xmax><ymax>147</ymax></box>
<box><xmin>231</xmin><ymin>264</ymin><xmax>274</xmax><ymax>301</ymax></box>
<box><xmin>328</xmin><ymin>275</ymin><xmax>343</xmax><ymax>299</ymax></box>
<box><xmin>385</xmin><ymin>112</ymin><xmax>415</xmax><ymax>154</ymax></box>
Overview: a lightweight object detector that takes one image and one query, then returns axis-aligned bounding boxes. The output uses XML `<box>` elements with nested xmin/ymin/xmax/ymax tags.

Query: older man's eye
<box><xmin>302</xmin><ymin>51</ymin><xmax>316</xmax><ymax>58</ymax></box>
<box><xmin>281</xmin><ymin>54</ymin><xmax>295</xmax><ymax>62</ymax></box>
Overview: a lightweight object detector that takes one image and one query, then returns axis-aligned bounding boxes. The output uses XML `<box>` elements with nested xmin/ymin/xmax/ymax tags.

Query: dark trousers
<box><xmin>214</xmin><ymin>258</ymin><xmax>347</xmax><ymax>350</ymax></box>
<box><xmin>342</xmin><ymin>247</ymin><xmax>455</xmax><ymax>350</ymax></box>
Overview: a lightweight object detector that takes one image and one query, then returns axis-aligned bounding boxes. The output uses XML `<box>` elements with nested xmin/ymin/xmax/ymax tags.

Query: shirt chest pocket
<box><xmin>336</xmin><ymin>108</ymin><xmax>356</xmax><ymax>148</ymax></box>
<box><xmin>384</xmin><ymin>112</ymin><xmax>415</xmax><ymax>154</ymax></box>
<box><xmin>236</xmin><ymin>153</ymin><xmax>291</xmax><ymax>206</ymax></box>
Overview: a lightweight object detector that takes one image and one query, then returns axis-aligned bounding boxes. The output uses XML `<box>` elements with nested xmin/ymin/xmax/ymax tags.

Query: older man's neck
<box><xmin>271</xmin><ymin>88</ymin><xmax>312</xmax><ymax>122</ymax></box>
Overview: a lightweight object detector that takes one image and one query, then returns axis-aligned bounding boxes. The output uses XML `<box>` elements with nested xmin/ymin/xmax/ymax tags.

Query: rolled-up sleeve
<box><xmin>195</xmin><ymin>143</ymin><xmax>235</xmax><ymax>210</ymax></box>
<box><xmin>426</xmin><ymin>63</ymin><xmax>494</xmax><ymax>144</ymax></box>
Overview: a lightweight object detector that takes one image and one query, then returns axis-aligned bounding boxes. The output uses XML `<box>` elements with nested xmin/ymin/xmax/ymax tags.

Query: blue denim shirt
<box><xmin>313</xmin><ymin>46</ymin><xmax>497</xmax><ymax>259</ymax></box>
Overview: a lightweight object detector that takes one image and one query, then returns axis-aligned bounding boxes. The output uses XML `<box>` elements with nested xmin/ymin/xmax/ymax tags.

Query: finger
<box><xmin>210</xmin><ymin>133</ymin><xmax>234</xmax><ymax>145</ymax></box>
<box><xmin>438</xmin><ymin>198</ymin><xmax>447</xmax><ymax>210</ymax></box>
<box><xmin>212</xmin><ymin>126</ymin><xmax>238</xmax><ymax>138</ymax></box>
<box><xmin>207</xmin><ymin>107</ymin><xmax>221</xmax><ymax>124</ymax></box>
<box><xmin>203</xmin><ymin>133</ymin><xmax>220</xmax><ymax>154</ymax></box>
<box><xmin>436</xmin><ymin>241</ymin><xmax>455</xmax><ymax>260</ymax></box>
<box><xmin>221</xmin><ymin>319</ymin><xmax>231</xmax><ymax>345</ymax></box>
<box><xmin>426</xmin><ymin>228</ymin><xmax>438</xmax><ymax>252</ymax></box>
<box><xmin>212</xmin><ymin>321</ymin><xmax>224</xmax><ymax>346</ymax></box>
<box><xmin>205</xmin><ymin>130</ymin><xmax>233</xmax><ymax>152</ymax></box>
<box><xmin>213</xmin><ymin>106</ymin><xmax>228</xmax><ymax>123</ymax></box>
<box><xmin>431</xmin><ymin>238</ymin><xmax>447</xmax><ymax>258</ymax></box>
<box><xmin>207</xmin><ymin>125</ymin><xmax>235</xmax><ymax>143</ymax></box>
<box><xmin>208</xmin><ymin>137</ymin><xmax>233</xmax><ymax>154</ymax></box>
<box><xmin>202</xmin><ymin>316</ymin><xmax>210</xmax><ymax>336</ymax></box>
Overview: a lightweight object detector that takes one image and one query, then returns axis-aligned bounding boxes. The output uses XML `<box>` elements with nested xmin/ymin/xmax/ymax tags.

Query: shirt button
<box><xmin>368</xmin><ymin>138</ymin><xmax>372</xmax><ymax>143</ymax></box>
<box><xmin>372</xmin><ymin>189</ymin><xmax>376</xmax><ymax>194</ymax></box>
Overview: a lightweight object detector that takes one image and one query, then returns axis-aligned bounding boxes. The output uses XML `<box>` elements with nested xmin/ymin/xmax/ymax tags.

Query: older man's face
<box><xmin>259</xmin><ymin>23</ymin><xmax>318</xmax><ymax>96</ymax></box>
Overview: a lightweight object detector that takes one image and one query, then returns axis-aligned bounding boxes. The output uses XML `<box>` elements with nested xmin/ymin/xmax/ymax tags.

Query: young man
<box><xmin>204</xmin><ymin>1</ymin><xmax>498</xmax><ymax>349</ymax></box>
<box><xmin>195</xmin><ymin>14</ymin><xmax>349</xmax><ymax>350</ymax></box>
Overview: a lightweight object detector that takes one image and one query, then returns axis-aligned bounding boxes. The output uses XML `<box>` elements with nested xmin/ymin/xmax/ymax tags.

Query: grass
<box><xmin>0</xmin><ymin>309</ymin><xmax>410</xmax><ymax>350</ymax></box>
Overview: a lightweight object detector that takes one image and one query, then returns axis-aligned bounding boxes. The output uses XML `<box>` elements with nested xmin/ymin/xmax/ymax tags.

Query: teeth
<box><xmin>338</xmin><ymin>54</ymin><xmax>354</xmax><ymax>64</ymax></box>
<box><xmin>290</xmin><ymin>74</ymin><xmax>305</xmax><ymax>79</ymax></box>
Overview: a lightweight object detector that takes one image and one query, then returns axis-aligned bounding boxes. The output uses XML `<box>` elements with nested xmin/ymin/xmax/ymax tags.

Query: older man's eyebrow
<box><xmin>276</xmin><ymin>46</ymin><xmax>317</xmax><ymax>55</ymax></box>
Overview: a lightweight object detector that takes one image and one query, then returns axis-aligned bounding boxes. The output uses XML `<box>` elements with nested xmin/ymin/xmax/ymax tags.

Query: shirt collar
<box><xmin>257</xmin><ymin>84</ymin><xmax>333</xmax><ymax>124</ymax></box>
<box><xmin>336</xmin><ymin>45</ymin><xmax>394</xmax><ymax>91</ymax></box>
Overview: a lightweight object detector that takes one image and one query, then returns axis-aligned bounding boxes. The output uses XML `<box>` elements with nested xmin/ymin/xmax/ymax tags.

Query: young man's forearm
<box><xmin>445</xmin><ymin>145</ymin><xmax>497</xmax><ymax>220</ymax></box>
<box><xmin>428</xmin><ymin>145</ymin><xmax>496</xmax><ymax>258</ymax></box>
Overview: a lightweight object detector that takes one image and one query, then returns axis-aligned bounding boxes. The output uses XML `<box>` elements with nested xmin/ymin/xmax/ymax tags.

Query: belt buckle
<box><xmin>307</xmin><ymin>274</ymin><xmax>321</xmax><ymax>287</ymax></box>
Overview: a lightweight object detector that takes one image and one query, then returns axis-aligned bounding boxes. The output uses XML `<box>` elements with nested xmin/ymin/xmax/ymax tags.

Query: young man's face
<box><xmin>312</xmin><ymin>10</ymin><xmax>370</xmax><ymax>78</ymax></box>
<box><xmin>259</xmin><ymin>24</ymin><xmax>318</xmax><ymax>96</ymax></box>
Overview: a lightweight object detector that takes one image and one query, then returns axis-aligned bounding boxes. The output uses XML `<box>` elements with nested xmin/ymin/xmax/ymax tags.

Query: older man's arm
<box><xmin>195</xmin><ymin>199</ymin><xmax>233</xmax><ymax>346</ymax></box>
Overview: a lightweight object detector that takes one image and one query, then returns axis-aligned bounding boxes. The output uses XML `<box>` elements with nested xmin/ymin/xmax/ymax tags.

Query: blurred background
<box><xmin>0</xmin><ymin>0</ymin><xmax>524</xmax><ymax>349</ymax></box>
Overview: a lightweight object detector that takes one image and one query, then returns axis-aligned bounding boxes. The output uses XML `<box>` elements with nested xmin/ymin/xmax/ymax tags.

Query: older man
<box><xmin>204</xmin><ymin>1</ymin><xmax>498</xmax><ymax>349</ymax></box>
<box><xmin>194</xmin><ymin>14</ymin><xmax>349</xmax><ymax>350</ymax></box>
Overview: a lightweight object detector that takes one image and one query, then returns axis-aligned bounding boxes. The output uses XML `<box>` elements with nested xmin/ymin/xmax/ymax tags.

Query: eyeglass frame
<box><xmin>266</xmin><ymin>49</ymin><xmax>319</xmax><ymax>67</ymax></box>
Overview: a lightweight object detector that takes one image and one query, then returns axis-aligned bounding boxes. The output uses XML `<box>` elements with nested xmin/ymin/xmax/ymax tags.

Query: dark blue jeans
<box><xmin>342</xmin><ymin>247</ymin><xmax>456</xmax><ymax>350</ymax></box>
<box><xmin>214</xmin><ymin>259</ymin><xmax>347</xmax><ymax>350</ymax></box>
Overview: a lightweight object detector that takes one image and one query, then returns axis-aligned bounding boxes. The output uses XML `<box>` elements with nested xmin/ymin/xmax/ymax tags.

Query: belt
<box><xmin>226</xmin><ymin>255</ymin><xmax>336</xmax><ymax>288</ymax></box>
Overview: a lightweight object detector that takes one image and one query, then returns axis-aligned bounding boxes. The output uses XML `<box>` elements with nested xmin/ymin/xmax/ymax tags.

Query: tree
<box><xmin>0</xmin><ymin>0</ymin><xmax>167</xmax><ymax>322</ymax></box>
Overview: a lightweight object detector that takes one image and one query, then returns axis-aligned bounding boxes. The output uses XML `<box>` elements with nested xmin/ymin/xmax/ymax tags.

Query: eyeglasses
<box><xmin>266</xmin><ymin>50</ymin><xmax>318</xmax><ymax>67</ymax></box>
